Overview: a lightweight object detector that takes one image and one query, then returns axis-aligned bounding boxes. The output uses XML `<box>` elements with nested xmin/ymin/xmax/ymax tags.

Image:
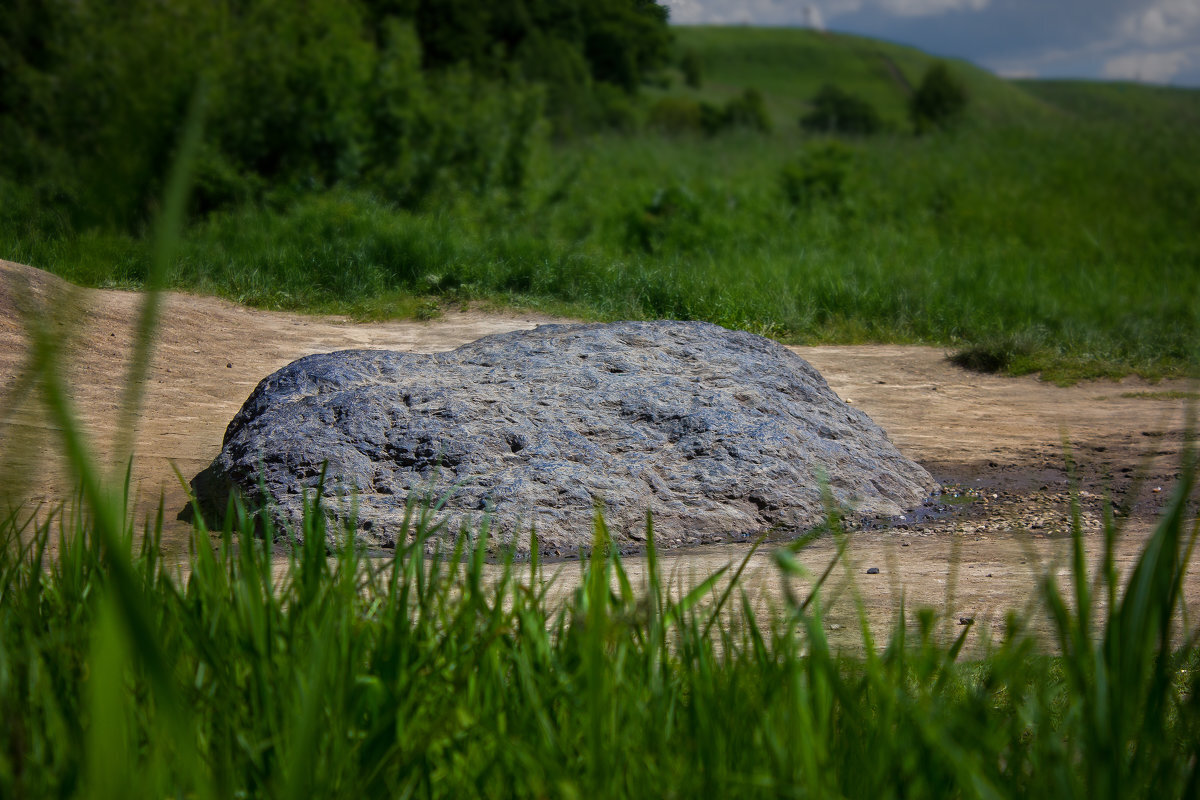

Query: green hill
<box><xmin>1016</xmin><ymin>78</ymin><xmax>1200</xmax><ymax>127</ymax></box>
<box><xmin>667</xmin><ymin>26</ymin><xmax>1052</xmax><ymax>128</ymax></box>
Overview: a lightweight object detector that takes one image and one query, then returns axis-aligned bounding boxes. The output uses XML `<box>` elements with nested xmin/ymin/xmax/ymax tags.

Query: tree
<box><xmin>680</xmin><ymin>49</ymin><xmax>702</xmax><ymax>88</ymax></box>
<box><xmin>910</xmin><ymin>62</ymin><xmax>967</xmax><ymax>133</ymax></box>
<box><xmin>800</xmin><ymin>84</ymin><xmax>881</xmax><ymax>135</ymax></box>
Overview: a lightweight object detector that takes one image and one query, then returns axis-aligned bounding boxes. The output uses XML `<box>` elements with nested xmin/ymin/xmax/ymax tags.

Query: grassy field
<box><xmin>4</xmin><ymin>26</ymin><xmax>1199</xmax><ymax>382</ymax></box>
<box><xmin>4</xmin><ymin>23</ymin><xmax>1200</xmax><ymax>796</ymax></box>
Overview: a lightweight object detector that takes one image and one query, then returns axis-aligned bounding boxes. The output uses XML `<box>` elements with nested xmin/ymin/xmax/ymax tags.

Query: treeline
<box><xmin>0</xmin><ymin>0</ymin><xmax>671</xmax><ymax>230</ymax></box>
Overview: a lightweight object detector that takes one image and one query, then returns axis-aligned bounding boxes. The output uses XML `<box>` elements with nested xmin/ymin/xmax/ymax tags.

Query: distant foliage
<box><xmin>723</xmin><ymin>88</ymin><xmax>773</xmax><ymax>133</ymax></box>
<box><xmin>649</xmin><ymin>88</ymin><xmax>771</xmax><ymax>136</ymax></box>
<box><xmin>413</xmin><ymin>0</ymin><xmax>672</xmax><ymax>96</ymax></box>
<box><xmin>0</xmin><ymin>0</ymin><xmax>671</xmax><ymax>229</ymax></box>
<box><xmin>801</xmin><ymin>84</ymin><xmax>882</xmax><ymax>135</ymax></box>
<box><xmin>680</xmin><ymin>48</ymin><xmax>703</xmax><ymax>88</ymax></box>
<box><xmin>648</xmin><ymin>97</ymin><xmax>703</xmax><ymax>134</ymax></box>
<box><xmin>911</xmin><ymin>62</ymin><xmax>968</xmax><ymax>133</ymax></box>
<box><xmin>624</xmin><ymin>185</ymin><xmax>704</xmax><ymax>253</ymax></box>
<box><xmin>780</xmin><ymin>141</ymin><xmax>854</xmax><ymax>206</ymax></box>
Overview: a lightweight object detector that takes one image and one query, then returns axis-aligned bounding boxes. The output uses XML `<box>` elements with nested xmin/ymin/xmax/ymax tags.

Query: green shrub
<box><xmin>949</xmin><ymin>332</ymin><xmax>1040</xmax><ymax>374</ymax></box>
<box><xmin>698</xmin><ymin>101</ymin><xmax>728</xmax><ymax>135</ymax></box>
<box><xmin>680</xmin><ymin>48</ymin><xmax>703</xmax><ymax>88</ymax></box>
<box><xmin>724</xmin><ymin>87</ymin><xmax>773</xmax><ymax>132</ymax></box>
<box><xmin>586</xmin><ymin>22</ymin><xmax>642</xmax><ymax>93</ymax></box>
<box><xmin>624</xmin><ymin>184</ymin><xmax>703</xmax><ymax>252</ymax></box>
<box><xmin>517</xmin><ymin>32</ymin><xmax>595</xmax><ymax>136</ymax></box>
<box><xmin>591</xmin><ymin>83</ymin><xmax>642</xmax><ymax>133</ymax></box>
<box><xmin>651</xmin><ymin>88</ymin><xmax>771</xmax><ymax>136</ymax></box>
<box><xmin>648</xmin><ymin>96</ymin><xmax>704</xmax><ymax>134</ymax></box>
<box><xmin>911</xmin><ymin>62</ymin><xmax>968</xmax><ymax>133</ymax></box>
<box><xmin>801</xmin><ymin>84</ymin><xmax>882</xmax><ymax>135</ymax></box>
<box><xmin>780</xmin><ymin>141</ymin><xmax>854</xmax><ymax>205</ymax></box>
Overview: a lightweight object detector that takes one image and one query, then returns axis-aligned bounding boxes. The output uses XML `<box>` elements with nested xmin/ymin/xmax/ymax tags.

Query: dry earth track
<box><xmin>2</xmin><ymin>259</ymin><xmax>1196</xmax><ymax>649</ymax></box>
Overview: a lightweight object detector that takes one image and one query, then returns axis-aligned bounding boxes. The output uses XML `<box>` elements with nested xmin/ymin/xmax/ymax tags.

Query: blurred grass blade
<box><xmin>111</xmin><ymin>82</ymin><xmax>207</xmax><ymax>474</ymax></box>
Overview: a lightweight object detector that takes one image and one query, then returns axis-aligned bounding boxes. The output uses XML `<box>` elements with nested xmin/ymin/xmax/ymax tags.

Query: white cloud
<box><xmin>662</xmin><ymin>0</ymin><xmax>993</xmax><ymax>25</ymax></box>
<box><xmin>663</xmin><ymin>0</ymin><xmax>810</xmax><ymax>25</ymax></box>
<box><xmin>805</xmin><ymin>4</ymin><xmax>827</xmax><ymax>30</ymax></box>
<box><xmin>878</xmin><ymin>0</ymin><xmax>988</xmax><ymax>17</ymax></box>
<box><xmin>995</xmin><ymin>66</ymin><xmax>1038</xmax><ymax>79</ymax></box>
<box><xmin>1103</xmin><ymin>48</ymin><xmax>1193</xmax><ymax>82</ymax></box>
<box><xmin>1119</xmin><ymin>0</ymin><xmax>1200</xmax><ymax>47</ymax></box>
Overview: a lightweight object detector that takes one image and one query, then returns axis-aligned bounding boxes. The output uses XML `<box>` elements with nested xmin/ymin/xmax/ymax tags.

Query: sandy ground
<box><xmin>2</xmin><ymin>259</ymin><xmax>1197</xmax><ymax>649</ymax></box>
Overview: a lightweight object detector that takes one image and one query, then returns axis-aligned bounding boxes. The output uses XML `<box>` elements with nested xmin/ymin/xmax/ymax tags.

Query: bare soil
<box><xmin>3</xmin><ymin>259</ymin><xmax>1197</xmax><ymax>649</ymax></box>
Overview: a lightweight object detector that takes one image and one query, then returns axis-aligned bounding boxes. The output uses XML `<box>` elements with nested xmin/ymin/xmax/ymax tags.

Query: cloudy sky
<box><xmin>662</xmin><ymin>0</ymin><xmax>1200</xmax><ymax>86</ymax></box>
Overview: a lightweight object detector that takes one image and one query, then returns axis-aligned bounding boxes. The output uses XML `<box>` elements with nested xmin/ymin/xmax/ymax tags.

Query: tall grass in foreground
<box><xmin>0</xmin><ymin>455</ymin><xmax>1197</xmax><ymax>798</ymax></box>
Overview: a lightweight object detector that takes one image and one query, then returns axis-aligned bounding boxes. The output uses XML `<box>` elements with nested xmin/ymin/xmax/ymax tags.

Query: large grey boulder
<box><xmin>191</xmin><ymin>321</ymin><xmax>936</xmax><ymax>554</ymax></box>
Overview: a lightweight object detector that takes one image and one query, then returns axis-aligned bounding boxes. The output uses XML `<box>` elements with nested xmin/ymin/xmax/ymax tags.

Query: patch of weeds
<box><xmin>949</xmin><ymin>333</ymin><xmax>1038</xmax><ymax>374</ymax></box>
<box><xmin>415</xmin><ymin>298</ymin><xmax>441</xmax><ymax>320</ymax></box>
<box><xmin>1120</xmin><ymin>390</ymin><xmax>1200</xmax><ymax>401</ymax></box>
<box><xmin>780</xmin><ymin>140</ymin><xmax>854</xmax><ymax>206</ymax></box>
<box><xmin>623</xmin><ymin>184</ymin><xmax>704</xmax><ymax>253</ymax></box>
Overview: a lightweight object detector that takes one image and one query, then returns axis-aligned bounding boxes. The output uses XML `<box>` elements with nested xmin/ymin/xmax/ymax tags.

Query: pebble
<box><xmin>866</xmin><ymin>567</ymin><xmax>880</xmax><ymax>574</ymax></box>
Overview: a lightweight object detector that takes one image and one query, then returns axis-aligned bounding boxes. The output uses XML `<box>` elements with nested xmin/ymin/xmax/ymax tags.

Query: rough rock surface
<box><xmin>191</xmin><ymin>321</ymin><xmax>937</xmax><ymax>554</ymax></box>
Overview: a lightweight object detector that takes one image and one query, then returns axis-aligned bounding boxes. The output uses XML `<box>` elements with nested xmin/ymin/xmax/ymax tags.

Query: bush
<box><xmin>723</xmin><ymin>87</ymin><xmax>772</xmax><ymax>133</ymax></box>
<box><xmin>698</xmin><ymin>101</ymin><xmax>728</xmax><ymax>135</ymax></box>
<box><xmin>517</xmin><ymin>32</ymin><xmax>594</xmax><ymax>136</ymax></box>
<box><xmin>911</xmin><ymin>62</ymin><xmax>968</xmax><ymax>133</ymax></box>
<box><xmin>949</xmin><ymin>332</ymin><xmax>1039</xmax><ymax>373</ymax></box>
<box><xmin>624</xmin><ymin>184</ymin><xmax>703</xmax><ymax>253</ymax></box>
<box><xmin>780</xmin><ymin>141</ymin><xmax>854</xmax><ymax>206</ymax></box>
<box><xmin>647</xmin><ymin>96</ymin><xmax>704</xmax><ymax>134</ymax></box>
<box><xmin>801</xmin><ymin>84</ymin><xmax>882</xmax><ymax>135</ymax></box>
<box><xmin>591</xmin><ymin>83</ymin><xmax>642</xmax><ymax>133</ymax></box>
<box><xmin>651</xmin><ymin>88</ymin><xmax>771</xmax><ymax>136</ymax></box>
<box><xmin>680</xmin><ymin>48</ymin><xmax>703</xmax><ymax>88</ymax></box>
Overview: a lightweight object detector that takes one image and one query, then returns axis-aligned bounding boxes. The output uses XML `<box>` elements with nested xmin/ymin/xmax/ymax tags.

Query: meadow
<box><xmin>3</xmin><ymin>17</ymin><xmax>1200</xmax><ymax>797</ymax></box>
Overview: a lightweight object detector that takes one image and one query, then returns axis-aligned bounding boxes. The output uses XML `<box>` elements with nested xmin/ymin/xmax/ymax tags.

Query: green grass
<box><xmin>1121</xmin><ymin>391</ymin><xmax>1200</xmax><ymax>401</ymax></box>
<box><xmin>1017</xmin><ymin>79</ymin><xmax>1200</xmax><ymax>127</ymax></box>
<box><xmin>3</xmin><ymin>28</ymin><xmax>1199</xmax><ymax>382</ymax></box>
<box><xmin>4</xmin><ymin>96</ymin><xmax>1200</xmax><ymax>796</ymax></box>
<box><xmin>2</xmin><ymin>416</ymin><xmax>1198</xmax><ymax>797</ymax></box>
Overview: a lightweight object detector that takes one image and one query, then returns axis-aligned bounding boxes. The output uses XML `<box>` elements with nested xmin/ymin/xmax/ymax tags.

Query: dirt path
<box><xmin>3</xmin><ymin>259</ymin><xmax>1197</xmax><ymax>647</ymax></box>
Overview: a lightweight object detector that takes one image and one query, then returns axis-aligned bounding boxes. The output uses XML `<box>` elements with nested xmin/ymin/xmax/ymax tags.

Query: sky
<box><xmin>662</xmin><ymin>0</ymin><xmax>1200</xmax><ymax>86</ymax></box>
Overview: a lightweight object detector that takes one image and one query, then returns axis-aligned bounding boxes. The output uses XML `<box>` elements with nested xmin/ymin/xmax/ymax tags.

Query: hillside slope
<box><xmin>1017</xmin><ymin>79</ymin><xmax>1200</xmax><ymax>128</ymax></box>
<box><xmin>668</xmin><ymin>26</ymin><xmax>1052</xmax><ymax>127</ymax></box>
